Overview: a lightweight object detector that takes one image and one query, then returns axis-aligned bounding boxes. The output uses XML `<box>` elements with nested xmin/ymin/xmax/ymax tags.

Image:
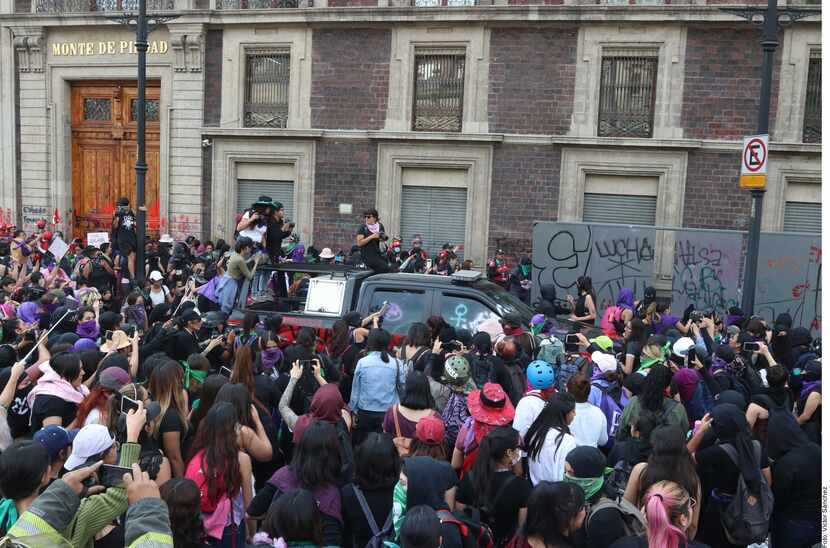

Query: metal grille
<box><xmin>244</xmin><ymin>51</ymin><xmax>290</xmax><ymax>128</ymax></box>
<box><xmin>583</xmin><ymin>193</ymin><xmax>657</xmax><ymax>225</ymax></box>
<box><xmin>412</xmin><ymin>0</ymin><xmax>477</xmax><ymax>5</ymax></box>
<box><xmin>217</xmin><ymin>0</ymin><xmax>297</xmax><ymax>8</ymax></box>
<box><xmin>400</xmin><ymin>186</ymin><xmax>467</xmax><ymax>255</ymax></box>
<box><xmin>413</xmin><ymin>52</ymin><xmax>465</xmax><ymax>132</ymax></box>
<box><xmin>783</xmin><ymin>202</ymin><xmax>821</xmax><ymax>234</ymax></box>
<box><xmin>34</xmin><ymin>0</ymin><xmax>171</xmax><ymax>11</ymax></box>
<box><xmin>130</xmin><ymin>99</ymin><xmax>160</xmax><ymax>122</ymax></box>
<box><xmin>83</xmin><ymin>98</ymin><xmax>112</xmax><ymax>121</ymax></box>
<box><xmin>237</xmin><ymin>180</ymin><xmax>294</xmax><ymax>220</ymax></box>
<box><xmin>803</xmin><ymin>54</ymin><xmax>821</xmax><ymax>143</ymax></box>
<box><xmin>598</xmin><ymin>50</ymin><xmax>658</xmax><ymax>138</ymax></box>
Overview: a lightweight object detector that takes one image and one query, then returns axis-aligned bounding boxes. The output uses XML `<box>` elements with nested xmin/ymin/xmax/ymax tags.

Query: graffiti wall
<box><xmin>532</xmin><ymin>222</ymin><xmax>820</xmax><ymax>334</ymax></box>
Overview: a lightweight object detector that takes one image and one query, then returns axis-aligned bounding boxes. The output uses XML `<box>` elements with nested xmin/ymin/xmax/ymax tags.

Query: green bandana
<box><xmin>564</xmin><ymin>473</ymin><xmax>606</xmax><ymax>500</ymax></box>
<box><xmin>179</xmin><ymin>361</ymin><xmax>208</xmax><ymax>390</ymax></box>
<box><xmin>520</xmin><ymin>265</ymin><xmax>531</xmax><ymax>277</ymax></box>
<box><xmin>638</xmin><ymin>342</ymin><xmax>673</xmax><ymax>373</ymax></box>
<box><xmin>391</xmin><ymin>481</ymin><xmax>407</xmax><ymax>541</ymax></box>
<box><xmin>0</xmin><ymin>498</ymin><xmax>19</xmax><ymax>534</ymax></box>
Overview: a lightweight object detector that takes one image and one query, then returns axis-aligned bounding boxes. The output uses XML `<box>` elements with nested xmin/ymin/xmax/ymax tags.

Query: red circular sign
<box><xmin>743</xmin><ymin>138</ymin><xmax>767</xmax><ymax>173</ymax></box>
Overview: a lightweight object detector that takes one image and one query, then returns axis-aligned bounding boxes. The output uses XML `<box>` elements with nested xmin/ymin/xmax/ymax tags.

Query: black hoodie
<box><xmin>403</xmin><ymin>456</ymin><xmax>463</xmax><ymax>548</ymax></box>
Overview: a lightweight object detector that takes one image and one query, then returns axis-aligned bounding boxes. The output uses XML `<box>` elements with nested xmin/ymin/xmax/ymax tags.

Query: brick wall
<box><xmin>682</xmin><ymin>26</ymin><xmax>781</xmax><ymax>140</ymax></box>
<box><xmin>488</xmin><ymin>28</ymin><xmax>578</xmax><ymax>135</ymax></box>
<box><xmin>683</xmin><ymin>150</ymin><xmax>751</xmax><ymax>230</ymax></box>
<box><xmin>487</xmin><ymin>144</ymin><xmax>561</xmax><ymax>261</ymax></box>
<box><xmin>313</xmin><ymin>140</ymin><xmax>378</xmax><ymax>252</ymax></box>
<box><xmin>203</xmin><ymin>29</ymin><xmax>222</xmax><ymax>127</ymax></box>
<box><xmin>311</xmin><ymin>29</ymin><xmax>390</xmax><ymax>130</ymax></box>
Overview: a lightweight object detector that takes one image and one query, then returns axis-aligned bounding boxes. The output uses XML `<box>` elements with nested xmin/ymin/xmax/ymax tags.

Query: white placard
<box><xmin>48</xmin><ymin>237</ymin><xmax>69</xmax><ymax>262</ymax></box>
<box><xmin>304</xmin><ymin>277</ymin><xmax>347</xmax><ymax>316</ymax></box>
<box><xmin>87</xmin><ymin>232</ymin><xmax>110</xmax><ymax>248</ymax></box>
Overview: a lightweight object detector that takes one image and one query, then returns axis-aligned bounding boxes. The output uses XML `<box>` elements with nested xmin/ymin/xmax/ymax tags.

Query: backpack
<box><xmin>404</xmin><ymin>347</ymin><xmax>430</xmax><ymax>373</ymax></box>
<box><xmin>467</xmin><ymin>353</ymin><xmax>495</xmax><ymax>388</ymax></box>
<box><xmin>436</xmin><ymin>509</ymin><xmax>495</xmax><ymax>548</ymax></box>
<box><xmin>442</xmin><ymin>390</ymin><xmax>471</xmax><ymax>451</ymax></box>
<box><xmin>554</xmin><ymin>354</ymin><xmax>587</xmax><ymax>393</ymax></box>
<box><xmin>536</xmin><ymin>336</ymin><xmax>564</xmax><ymax>368</ymax></box>
<box><xmin>718</xmin><ymin>442</ymin><xmax>774</xmax><ymax>545</ymax></box>
<box><xmin>185</xmin><ymin>449</ymin><xmax>225</xmax><ymax>513</ymax></box>
<box><xmin>604</xmin><ymin>459</ymin><xmax>634</xmax><ymax>499</ymax></box>
<box><xmin>391</xmin><ymin>405</ymin><xmax>413</xmax><ymax>457</ymax></box>
<box><xmin>352</xmin><ymin>484</ymin><xmax>395</xmax><ymax>548</ymax></box>
<box><xmin>586</xmin><ymin>496</ymin><xmax>646</xmax><ymax>538</ymax></box>
<box><xmin>592</xmin><ymin>381</ymin><xmax>624</xmax><ymax>441</ymax></box>
<box><xmin>599</xmin><ymin>306</ymin><xmax>624</xmax><ymax>338</ymax></box>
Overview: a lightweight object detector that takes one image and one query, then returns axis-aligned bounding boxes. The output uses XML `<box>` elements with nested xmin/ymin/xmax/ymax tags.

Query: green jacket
<box><xmin>8</xmin><ymin>478</ymin><xmax>173</xmax><ymax>547</ymax></box>
<box><xmin>616</xmin><ymin>395</ymin><xmax>689</xmax><ymax>442</ymax></box>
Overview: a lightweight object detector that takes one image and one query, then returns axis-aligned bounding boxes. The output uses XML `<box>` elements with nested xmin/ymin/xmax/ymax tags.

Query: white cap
<box><xmin>159</xmin><ymin>234</ymin><xmax>174</xmax><ymax>244</ymax></box>
<box><xmin>592</xmin><ymin>351</ymin><xmax>618</xmax><ymax>374</ymax></box>
<box><xmin>64</xmin><ymin>424</ymin><xmax>115</xmax><ymax>471</ymax></box>
<box><xmin>149</xmin><ymin>270</ymin><xmax>163</xmax><ymax>282</ymax></box>
<box><xmin>672</xmin><ymin>337</ymin><xmax>696</xmax><ymax>357</ymax></box>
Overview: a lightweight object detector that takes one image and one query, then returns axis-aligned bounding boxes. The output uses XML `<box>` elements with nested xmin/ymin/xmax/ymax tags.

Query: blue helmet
<box><xmin>527</xmin><ymin>360</ymin><xmax>555</xmax><ymax>390</ymax></box>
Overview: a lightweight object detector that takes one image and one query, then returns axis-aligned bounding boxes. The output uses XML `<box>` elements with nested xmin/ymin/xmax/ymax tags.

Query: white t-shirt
<box><xmin>569</xmin><ymin>402</ymin><xmax>609</xmax><ymax>448</ymax></box>
<box><xmin>528</xmin><ymin>427</ymin><xmax>577</xmax><ymax>485</ymax></box>
<box><xmin>513</xmin><ymin>392</ymin><xmax>547</xmax><ymax>441</ymax></box>
<box><xmin>149</xmin><ymin>285</ymin><xmax>170</xmax><ymax>307</ymax></box>
<box><xmin>238</xmin><ymin>211</ymin><xmax>267</xmax><ymax>244</ymax></box>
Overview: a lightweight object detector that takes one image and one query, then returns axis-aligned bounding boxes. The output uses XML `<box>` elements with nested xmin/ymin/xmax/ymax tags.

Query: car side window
<box><xmin>369</xmin><ymin>289</ymin><xmax>428</xmax><ymax>335</ymax></box>
<box><xmin>440</xmin><ymin>293</ymin><xmax>500</xmax><ymax>334</ymax></box>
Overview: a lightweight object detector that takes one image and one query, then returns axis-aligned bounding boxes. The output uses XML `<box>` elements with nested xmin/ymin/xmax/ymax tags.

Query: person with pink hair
<box><xmin>609</xmin><ymin>480</ymin><xmax>710</xmax><ymax>548</ymax></box>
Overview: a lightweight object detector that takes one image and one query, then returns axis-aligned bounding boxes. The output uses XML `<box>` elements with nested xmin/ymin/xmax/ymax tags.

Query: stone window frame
<box><xmin>760</xmin><ymin>154</ymin><xmax>821</xmax><ymax>232</ymax></box>
<box><xmin>570</xmin><ymin>25</ymin><xmax>687</xmax><ymax>140</ymax></box>
<box><xmin>385</xmin><ymin>26</ymin><xmax>490</xmax><ymax>134</ymax></box>
<box><xmin>375</xmin><ymin>142</ymin><xmax>492</xmax><ymax>266</ymax></box>
<box><xmin>221</xmin><ymin>27</ymin><xmax>312</xmax><ymax>130</ymax></box>
<box><xmin>558</xmin><ymin>147</ymin><xmax>688</xmax><ymax>284</ymax></box>
<box><xmin>210</xmin><ymin>138</ymin><xmax>315</xmax><ymax>242</ymax></box>
<box><xmin>773</xmin><ymin>26</ymin><xmax>821</xmax><ymax>143</ymax></box>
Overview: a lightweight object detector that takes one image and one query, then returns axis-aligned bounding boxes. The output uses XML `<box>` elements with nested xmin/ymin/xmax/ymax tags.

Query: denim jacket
<box><xmin>348</xmin><ymin>352</ymin><xmax>404</xmax><ymax>413</ymax></box>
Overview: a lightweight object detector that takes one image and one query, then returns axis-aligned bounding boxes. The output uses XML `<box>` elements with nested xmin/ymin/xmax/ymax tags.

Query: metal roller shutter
<box><xmin>583</xmin><ymin>193</ymin><xmax>657</xmax><ymax>226</ymax></box>
<box><xmin>783</xmin><ymin>202</ymin><xmax>821</xmax><ymax>233</ymax></box>
<box><xmin>399</xmin><ymin>186</ymin><xmax>467</xmax><ymax>255</ymax></box>
<box><xmin>236</xmin><ymin>180</ymin><xmax>295</xmax><ymax>220</ymax></box>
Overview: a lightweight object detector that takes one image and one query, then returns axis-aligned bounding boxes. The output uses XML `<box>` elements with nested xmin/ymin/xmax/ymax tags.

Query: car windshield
<box><xmin>474</xmin><ymin>280</ymin><xmax>534</xmax><ymax>322</ymax></box>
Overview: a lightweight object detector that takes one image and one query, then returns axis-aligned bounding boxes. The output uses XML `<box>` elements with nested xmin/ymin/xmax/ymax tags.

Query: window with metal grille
<box><xmin>583</xmin><ymin>194</ymin><xmax>657</xmax><ymax>225</ymax></box>
<box><xmin>803</xmin><ymin>52</ymin><xmax>821</xmax><ymax>143</ymax></box>
<box><xmin>598</xmin><ymin>49</ymin><xmax>659</xmax><ymax>138</ymax></box>
<box><xmin>236</xmin><ymin>180</ymin><xmax>294</xmax><ymax>220</ymax></box>
<box><xmin>412</xmin><ymin>50</ymin><xmax>465</xmax><ymax>132</ymax></box>
<box><xmin>244</xmin><ymin>49</ymin><xmax>290</xmax><ymax>128</ymax></box>
<box><xmin>400</xmin><ymin>185</ymin><xmax>467</xmax><ymax>255</ymax></box>
<box><xmin>783</xmin><ymin>202</ymin><xmax>821</xmax><ymax>233</ymax></box>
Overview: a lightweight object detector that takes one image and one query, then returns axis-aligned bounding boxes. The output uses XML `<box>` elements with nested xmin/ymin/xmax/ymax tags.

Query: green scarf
<box><xmin>564</xmin><ymin>473</ymin><xmax>607</xmax><ymax>500</ymax></box>
<box><xmin>0</xmin><ymin>498</ymin><xmax>19</xmax><ymax>534</ymax></box>
<box><xmin>391</xmin><ymin>481</ymin><xmax>407</xmax><ymax>541</ymax></box>
<box><xmin>179</xmin><ymin>361</ymin><xmax>208</xmax><ymax>390</ymax></box>
<box><xmin>638</xmin><ymin>342</ymin><xmax>673</xmax><ymax>373</ymax></box>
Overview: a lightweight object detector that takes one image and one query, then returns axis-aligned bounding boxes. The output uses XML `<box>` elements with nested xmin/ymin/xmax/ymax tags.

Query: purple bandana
<box><xmin>260</xmin><ymin>348</ymin><xmax>283</xmax><ymax>372</ymax></box>
<box><xmin>800</xmin><ymin>380</ymin><xmax>821</xmax><ymax>400</ymax></box>
<box><xmin>76</xmin><ymin>319</ymin><xmax>100</xmax><ymax>340</ymax></box>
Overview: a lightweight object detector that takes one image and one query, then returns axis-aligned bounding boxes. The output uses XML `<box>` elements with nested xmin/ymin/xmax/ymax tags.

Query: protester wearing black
<box><xmin>355</xmin><ymin>209</ymin><xmax>390</xmax><ymax>273</ymax></box>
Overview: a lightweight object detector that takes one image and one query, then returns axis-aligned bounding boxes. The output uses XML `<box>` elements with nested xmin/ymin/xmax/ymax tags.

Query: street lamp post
<box><xmin>134</xmin><ymin>0</ymin><xmax>148</xmax><ymax>286</ymax></box>
<box><xmin>720</xmin><ymin>0</ymin><xmax>818</xmax><ymax>315</ymax></box>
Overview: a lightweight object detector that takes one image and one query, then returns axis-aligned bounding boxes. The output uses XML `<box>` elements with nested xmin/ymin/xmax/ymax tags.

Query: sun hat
<box><xmin>64</xmin><ymin>424</ymin><xmax>116</xmax><ymax>471</ymax></box>
<box><xmin>100</xmin><ymin>330</ymin><xmax>131</xmax><ymax>353</ymax></box>
<box><xmin>319</xmin><ymin>247</ymin><xmax>335</xmax><ymax>260</ymax></box>
<box><xmin>34</xmin><ymin>425</ymin><xmax>78</xmax><ymax>460</ymax></box>
<box><xmin>591</xmin><ymin>351</ymin><xmax>618</xmax><ymax>374</ymax></box>
<box><xmin>467</xmin><ymin>383</ymin><xmax>515</xmax><ymax>426</ymax></box>
<box><xmin>415</xmin><ymin>415</ymin><xmax>445</xmax><ymax>446</ymax></box>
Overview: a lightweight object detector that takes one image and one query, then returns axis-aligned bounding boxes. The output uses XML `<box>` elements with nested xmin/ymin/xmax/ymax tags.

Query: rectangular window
<box><xmin>803</xmin><ymin>52</ymin><xmax>821</xmax><ymax>143</ymax></box>
<box><xmin>236</xmin><ymin>179</ymin><xmax>294</xmax><ymax>220</ymax></box>
<box><xmin>412</xmin><ymin>49</ymin><xmax>465</xmax><ymax>132</ymax></box>
<box><xmin>400</xmin><ymin>185</ymin><xmax>467</xmax><ymax>254</ymax></box>
<box><xmin>582</xmin><ymin>174</ymin><xmax>658</xmax><ymax>225</ymax></box>
<box><xmin>598</xmin><ymin>49</ymin><xmax>659</xmax><ymax>138</ymax></box>
<box><xmin>244</xmin><ymin>49</ymin><xmax>290</xmax><ymax>128</ymax></box>
<box><xmin>783</xmin><ymin>181</ymin><xmax>821</xmax><ymax>233</ymax></box>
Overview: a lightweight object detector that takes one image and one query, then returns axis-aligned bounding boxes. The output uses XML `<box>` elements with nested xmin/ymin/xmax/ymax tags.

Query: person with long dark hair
<box><xmin>185</xmin><ymin>402</ymin><xmax>254</xmax><ymax>547</ymax></box>
<box><xmin>349</xmin><ymin>329</ymin><xmax>405</xmax><ymax>446</ymax></box>
<box><xmin>28</xmin><ymin>351</ymin><xmax>88</xmax><ymax>432</ymax></box>
<box><xmin>248</xmin><ymin>421</ymin><xmax>344</xmax><ymax>547</ymax></box>
<box><xmin>188</xmin><ymin>374</ymin><xmax>228</xmax><ymax>434</ymax></box>
<box><xmin>214</xmin><ymin>383</ymin><xmax>274</xmax><ymax>468</ymax></box>
<box><xmin>400</xmin><ymin>323</ymin><xmax>433</xmax><ymax>373</ymax></box>
<box><xmin>465</xmin><ymin>331</ymin><xmax>498</xmax><ymax>388</ymax></box>
<box><xmin>621</xmin><ymin>319</ymin><xmax>648</xmax><ymax>376</ymax></box>
<box><xmin>455</xmin><ymin>426</ymin><xmax>531</xmax><ymax>546</ymax></box>
<box><xmin>568</xmin><ymin>276</ymin><xmax>596</xmax><ymax>326</ymax></box>
<box><xmin>514</xmin><ymin>481</ymin><xmax>587</xmax><ymax>548</ymax></box>
<box><xmin>263</xmin><ymin>488</ymin><xmax>324</xmax><ymax>548</ymax></box>
<box><xmin>616</xmin><ymin>365</ymin><xmax>689</xmax><ymax>443</ymax></box>
<box><xmin>383</xmin><ymin>371</ymin><xmax>437</xmax><ymax>455</ymax></box>
<box><xmin>623</xmin><ymin>426</ymin><xmax>702</xmax><ymax>539</ymax></box>
<box><xmin>341</xmin><ymin>433</ymin><xmax>400</xmax><ymax>548</ymax></box>
<box><xmin>149</xmin><ymin>360</ymin><xmax>189</xmax><ymax>477</ymax></box>
<box><xmin>525</xmin><ymin>392</ymin><xmax>578</xmax><ymax>484</ymax></box>
<box><xmin>326</xmin><ymin>319</ymin><xmax>358</xmax><ymax>403</ymax></box>
<box><xmin>160</xmin><ymin>478</ymin><xmax>209</xmax><ymax>548</ymax></box>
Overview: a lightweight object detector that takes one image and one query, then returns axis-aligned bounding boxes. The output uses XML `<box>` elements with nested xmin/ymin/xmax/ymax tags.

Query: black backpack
<box><xmin>436</xmin><ymin>509</ymin><xmax>495</xmax><ymax>548</ymax></box>
<box><xmin>718</xmin><ymin>442</ymin><xmax>774</xmax><ymax>545</ymax></box>
<box><xmin>351</xmin><ymin>484</ymin><xmax>395</xmax><ymax>548</ymax></box>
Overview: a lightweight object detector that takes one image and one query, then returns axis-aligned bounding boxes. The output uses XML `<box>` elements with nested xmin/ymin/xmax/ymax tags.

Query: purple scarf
<box><xmin>260</xmin><ymin>348</ymin><xmax>283</xmax><ymax>372</ymax></box>
<box><xmin>268</xmin><ymin>466</ymin><xmax>342</xmax><ymax>522</ymax></box>
<box><xmin>76</xmin><ymin>319</ymin><xmax>100</xmax><ymax>340</ymax></box>
<box><xmin>800</xmin><ymin>380</ymin><xmax>821</xmax><ymax>400</ymax></box>
<box><xmin>123</xmin><ymin>304</ymin><xmax>147</xmax><ymax>330</ymax></box>
<box><xmin>17</xmin><ymin>302</ymin><xmax>39</xmax><ymax>325</ymax></box>
<box><xmin>711</xmin><ymin>357</ymin><xmax>729</xmax><ymax>373</ymax></box>
<box><xmin>290</xmin><ymin>245</ymin><xmax>305</xmax><ymax>263</ymax></box>
<box><xmin>196</xmin><ymin>277</ymin><xmax>219</xmax><ymax>303</ymax></box>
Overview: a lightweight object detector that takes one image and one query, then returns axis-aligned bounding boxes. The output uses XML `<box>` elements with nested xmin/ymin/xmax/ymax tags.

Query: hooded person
<box><xmin>672</xmin><ymin>368</ymin><xmax>707</xmax><ymax>423</ymax></box>
<box><xmin>796</xmin><ymin>359</ymin><xmax>821</xmax><ymax>443</ymax></box>
<box><xmin>396</xmin><ymin>456</ymin><xmax>463</xmax><ymax>548</ymax></box>
<box><xmin>634</xmin><ymin>286</ymin><xmax>656</xmax><ymax>319</ymax></box>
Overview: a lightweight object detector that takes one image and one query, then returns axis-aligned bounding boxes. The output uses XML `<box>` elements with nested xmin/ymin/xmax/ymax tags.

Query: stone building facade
<box><xmin>0</xmin><ymin>0</ymin><xmax>821</xmax><ymax>270</ymax></box>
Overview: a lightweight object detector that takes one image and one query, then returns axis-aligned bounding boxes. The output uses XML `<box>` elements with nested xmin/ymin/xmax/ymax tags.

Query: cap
<box><xmin>530</xmin><ymin>314</ymin><xmax>546</xmax><ymax>327</ymax></box>
<box><xmin>319</xmin><ymin>247</ymin><xmax>335</xmax><ymax>259</ymax></box>
<box><xmin>591</xmin><ymin>351</ymin><xmax>618</xmax><ymax>374</ymax></box>
<box><xmin>565</xmin><ymin>446</ymin><xmax>606</xmax><ymax>478</ymax></box>
<box><xmin>99</xmin><ymin>367</ymin><xmax>131</xmax><ymax>391</ymax></box>
<box><xmin>672</xmin><ymin>337</ymin><xmax>696</xmax><ymax>357</ymax></box>
<box><xmin>589</xmin><ymin>336</ymin><xmax>614</xmax><ymax>352</ymax></box>
<box><xmin>64</xmin><ymin>424</ymin><xmax>115</xmax><ymax>471</ymax></box>
<box><xmin>159</xmin><ymin>234</ymin><xmax>174</xmax><ymax>244</ymax></box>
<box><xmin>36</xmin><ymin>220</ymin><xmax>47</xmax><ymax>229</ymax></box>
<box><xmin>117</xmin><ymin>197</ymin><xmax>130</xmax><ymax>207</ymax></box>
<box><xmin>180</xmin><ymin>310</ymin><xmax>201</xmax><ymax>323</ymax></box>
<box><xmin>271</xmin><ymin>200</ymin><xmax>284</xmax><ymax>211</ymax></box>
<box><xmin>415</xmin><ymin>415</ymin><xmax>445</xmax><ymax>446</ymax></box>
<box><xmin>34</xmin><ymin>425</ymin><xmax>78</xmax><ymax>460</ymax></box>
<box><xmin>254</xmin><ymin>195</ymin><xmax>273</xmax><ymax>207</ymax></box>
<box><xmin>149</xmin><ymin>270</ymin><xmax>163</xmax><ymax>282</ymax></box>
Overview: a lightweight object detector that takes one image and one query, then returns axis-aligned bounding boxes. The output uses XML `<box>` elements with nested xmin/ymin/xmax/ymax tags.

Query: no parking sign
<box><xmin>739</xmin><ymin>134</ymin><xmax>768</xmax><ymax>189</ymax></box>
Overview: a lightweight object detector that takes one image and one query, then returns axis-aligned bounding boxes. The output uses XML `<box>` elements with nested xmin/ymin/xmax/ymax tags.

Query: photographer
<box><xmin>355</xmin><ymin>208</ymin><xmax>390</xmax><ymax>274</ymax></box>
<box><xmin>236</xmin><ymin>196</ymin><xmax>272</xmax><ymax>249</ymax></box>
<box><xmin>264</xmin><ymin>199</ymin><xmax>295</xmax><ymax>263</ymax></box>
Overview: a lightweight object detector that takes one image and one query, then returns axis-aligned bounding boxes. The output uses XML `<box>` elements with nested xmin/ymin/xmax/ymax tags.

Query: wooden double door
<box><xmin>71</xmin><ymin>81</ymin><xmax>161</xmax><ymax>238</ymax></box>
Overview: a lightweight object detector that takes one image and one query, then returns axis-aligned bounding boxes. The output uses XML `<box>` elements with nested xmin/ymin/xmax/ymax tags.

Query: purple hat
<box><xmin>72</xmin><ymin>338</ymin><xmax>99</xmax><ymax>353</ymax></box>
<box><xmin>531</xmin><ymin>314</ymin><xmax>546</xmax><ymax>326</ymax></box>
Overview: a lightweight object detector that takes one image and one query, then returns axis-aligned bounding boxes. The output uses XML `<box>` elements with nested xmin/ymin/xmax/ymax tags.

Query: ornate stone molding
<box><xmin>11</xmin><ymin>27</ymin><xmax>44</xmax><ymax>73</ymax></box>
<box><xmin>169</xmin><ymin>24</ymin><xmax>204</xmax><ymax>72</ymax></box>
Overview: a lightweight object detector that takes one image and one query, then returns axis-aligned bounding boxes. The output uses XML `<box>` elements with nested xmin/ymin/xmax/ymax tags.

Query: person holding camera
<box><xmin>356</xmin><ymin>208</ymin><xmax>390</xmax><ymax>274</ymax></box>
<box><xmin>236</xmin><ymin>196</ymin><xmax>272</xmax><ymax>250</ymax></box>
<box><xmin>264</xmin><ymin>199</ymin><xmax>295</xmax><ymax>263</ymax></box>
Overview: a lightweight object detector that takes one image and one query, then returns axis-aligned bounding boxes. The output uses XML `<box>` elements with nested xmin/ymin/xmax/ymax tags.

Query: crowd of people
<box><xmin>0</xmin><ymin>197</ymin><xmax>820</xmax><ymax>548</ymax></box>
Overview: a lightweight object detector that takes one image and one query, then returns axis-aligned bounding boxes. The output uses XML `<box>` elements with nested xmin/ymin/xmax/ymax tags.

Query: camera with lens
<box><xmin>378</xmin><ymin>232</ymin><xmax>389</xmax><ymax>242</ymax></box>
<box><xmin>690</xmin><ymin>311</ymin><xmax>703</xmax><ymax>323</ymax></box>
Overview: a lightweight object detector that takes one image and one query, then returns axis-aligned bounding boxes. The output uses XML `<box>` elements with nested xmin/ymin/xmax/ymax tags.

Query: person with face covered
<box><xmin>795</xmin><ymin>358</ymin><xmax>821</xmax><ymax>443</ymax></box>
<box><xmin>394</xmin><ymin>456</ymin><xmax>461</xmax><ymax>548</ymax></box>
<box><xmin>507</xmin><ymin>257</ymin><xmax>533</xmax><ymax>304</ymax></box>
<box><xmin>215</xmin><ymin>237</ymin><xmax>260</xmax><ymax>315</ymax></box>
<box><xmin>401</xmin><ymin>236</ymin><xmax>429</xmax><ymax>274</ymax></box>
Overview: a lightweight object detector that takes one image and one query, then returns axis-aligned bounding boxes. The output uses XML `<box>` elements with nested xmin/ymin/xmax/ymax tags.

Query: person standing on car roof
<box><xmin>355</xmin><ymin>208</ymin><xmax>390</xmax><ymax>274</ymax></box>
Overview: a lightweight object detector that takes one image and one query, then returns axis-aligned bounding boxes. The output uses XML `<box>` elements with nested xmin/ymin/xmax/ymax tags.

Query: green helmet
<box><xmin>442</xmin><ymin>355</ymin><xmax>471</xmax><ymax>386</ymax></box>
